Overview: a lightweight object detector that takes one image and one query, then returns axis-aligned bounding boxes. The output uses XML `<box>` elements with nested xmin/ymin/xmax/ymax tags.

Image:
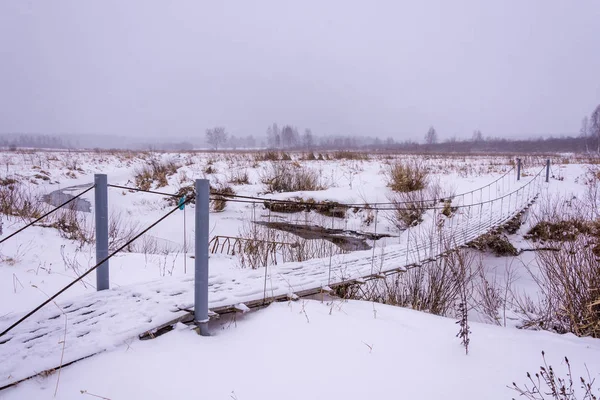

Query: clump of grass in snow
<box><xmin>261</xmin><ymin>162</ymin><xmax>325</xmax><ymax>193</ymax></box>
<box><xmin>134</xmin><ymin>158</ymin><xmax>179</xmax><ymax>190</ymax></box>
<box><xmin>386</xmin><ymin>160</ymin><xmax>428</xmax><ymax>192</ymax></box>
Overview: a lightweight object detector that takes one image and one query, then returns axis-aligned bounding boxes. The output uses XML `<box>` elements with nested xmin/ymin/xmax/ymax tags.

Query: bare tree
<box><xmin>472</xmin><ymin>129</ymin><xmax>483</xmax><ymax>142</ymax></box>
<box><xmin>425</xmin><ymin>126</ymin><xmax>438</xmax><ymax>145</ymax></box>
<box><xmin>580</xmin><ymin>116</ymin><xmax>589</xmax><ymax>138</ymax></box>
<box><xmin>228</xmin><ymin>135</ymin><xmax>238</xmax><ymax>150</ymax></box>
<box><xmin>590</xmin><ymin>105</ymin><xmax>600</xmax><ymax>153</ymax></box>
<box><xmin>302</xmin><ymin>128</ymin><xmax>314</xmax><ymax>150</ymax></box>
<box><xmin>281</xmin><ymin>125</ymin><xmax>299</xmax><ymax>148</ymax></box>
<box><xmin>205</xmin><ymin>126</ymin><xmax>228</xmax><ymax>150</ymax></box>
<box><xmin>266</xmin><ymin>123</ymin><xmax>280</xmax><ymax>149</ymax></box>
<box><xmin>245</xmin><ymin>135</ymin><xmax>256</xmax><ymax>148</ymax></box>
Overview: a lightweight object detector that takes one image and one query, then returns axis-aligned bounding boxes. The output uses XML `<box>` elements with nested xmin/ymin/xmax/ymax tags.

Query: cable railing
<box><xmin>0</xmin><ymin>185</ymin><xmax>94</xmax><ymax>245</ymax></box>
<box><xmin>0</xmin><ymin>160</ymin><xmax>548</xmax><ymax>340</ymax></box>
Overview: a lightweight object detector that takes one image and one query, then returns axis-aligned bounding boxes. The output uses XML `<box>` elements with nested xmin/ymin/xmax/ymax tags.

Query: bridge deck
<box><xmin>0</xmin><ymin>192</ymin><xmax>536</xmax><ymax>390</ymax></box>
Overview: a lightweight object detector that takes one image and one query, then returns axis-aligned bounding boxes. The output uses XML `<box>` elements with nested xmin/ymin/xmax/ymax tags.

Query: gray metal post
<box><xmin>545</xmin><ymin>159</ymin><xmax>550</xmax><ymax>183</ymax></box>
<box><xmin>517</xmin><ymin>158</ymin><xmax>521</xmax><ymax>181</ymax></box>
<box><xmin>95</xmin><ymin>174</ymin><xmax>109</xmax><ymax>291</ymax></box>
<box><xmin>194</xmin><ymin>179</ymin><xmax>210</xmax><ymax>336</ymax></box>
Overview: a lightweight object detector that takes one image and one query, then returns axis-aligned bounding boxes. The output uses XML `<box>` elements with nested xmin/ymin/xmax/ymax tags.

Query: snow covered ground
<box><xmin>0</xmin><ymin>150</ymin><xmax>598</xmax><ymax>399</ymax></box>
<box><xmin>3</xmin><ymin>299</ymin><xmax>600</xmax><ymax>400</ymax></box>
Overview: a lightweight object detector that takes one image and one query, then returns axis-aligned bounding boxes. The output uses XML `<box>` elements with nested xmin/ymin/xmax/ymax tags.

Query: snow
<box><xmin>1</xmin><ymin>150</ymin><xmax>598</xmax><ymax>399</ymax></box>
<box><xmin>1</xmin><ymin>151</ymin><xmax>540</xmax><ymax>320</ymax></box>
<box><xmin>3</xmin><ymin>300</ymin><xmax>600</xmax><ymax>400</ymax></box>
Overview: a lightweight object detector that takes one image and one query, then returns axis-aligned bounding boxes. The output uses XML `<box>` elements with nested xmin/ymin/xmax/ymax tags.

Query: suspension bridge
<box><xmin>0</xmin><ymin>160</ymin><xmax>548</xmax><ymax>390</ymax></box>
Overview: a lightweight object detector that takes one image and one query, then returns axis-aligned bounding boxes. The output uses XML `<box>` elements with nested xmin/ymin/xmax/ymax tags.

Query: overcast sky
<box><xmin>1</xmin><ymin>1</ymin><xmax>599</xmax><ymax>141</ymax></box>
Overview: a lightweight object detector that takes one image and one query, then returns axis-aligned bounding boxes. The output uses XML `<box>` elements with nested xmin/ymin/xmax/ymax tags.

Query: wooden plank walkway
<box><xmin>0</xmin><ymin>184</ymin><xmax>539</xmax><ymax>390</ymax></box>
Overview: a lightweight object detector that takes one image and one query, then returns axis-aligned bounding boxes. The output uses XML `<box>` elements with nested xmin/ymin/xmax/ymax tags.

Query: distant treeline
<box><xmin>0</xmin><ymin>133</ymin><xmax>72</xmax><ymax>150</ymax></box>
<box><xmin>370</xmin><ymin>136</ymin><xmax>600</xmax><ymax>154</ymax></box>
<box><xmin>1</xmin><ymin>132</ymin><xmax>599</xmax><ymax>154</ymax></box>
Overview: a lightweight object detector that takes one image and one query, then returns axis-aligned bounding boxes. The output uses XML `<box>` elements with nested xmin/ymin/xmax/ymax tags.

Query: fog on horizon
<box><xmin>0</xmin><ymin>1</ymin><xmax>599</xmax><ymax>142</ymax></box>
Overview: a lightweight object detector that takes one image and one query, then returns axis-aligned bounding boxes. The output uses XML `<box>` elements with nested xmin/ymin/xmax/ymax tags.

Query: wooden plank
<box><xmin>138</xmin><ymin>312</ymin><xmax>194</xmax><ymax>340</ymax></box>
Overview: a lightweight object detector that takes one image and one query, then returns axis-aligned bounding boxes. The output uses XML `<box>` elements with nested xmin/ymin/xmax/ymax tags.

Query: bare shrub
<box><xmin>134</xmin><ymin>157</ymin><xmax>179</xmax><ymax>190</ymax></box>
<box><xmin>47</xmin><ymin>206</ymin><xmax>94</xmax><ymax>248</ymax></box>
<box><xmin>516</xmin><ymin>193</ymin><xmax>600</xmax><ymax>337</ymax></box>
<box><xmin>584</xmin><ymin>165</ymin><xmax>600</xmax><ymax>219</ymax></box>
<box><xmin>386</xmin><ymin>160</ymin><xmax>428</xmax><ymax>192</ymax></box>
<box><xmin>473</xmin><ymin>264</ymin><xmax>517</xmax><ymax>327</ymax></box>
<box><xmin>0</xmin><ymin>178</ymin><xmax>46</xmax><ymax>220</ymax></box>
<box><xmin>0</xmin><ymin>178</ymin><xmax>96</xmax><ymax>247</ymax></box>
<box><xmin>261</xmin><ymin>162</ymin><xmax>325</xmax><ymax>193</ymax></box>
<box><xmin>211</xmin><ymin>185</ymin><xmax>235</xmax><ymax>212</ymax></box>
<box><xmin>228</xmin><ymin>169</ymin><xmax>250</xmax><ymax>185</ymax></box>
<box><xmin>108</xmin><ymin>211</ymin><xmax>140</xmax><ymax>252</ymax></box>
<box><xmin>518</xmin><ymin>236</ymin><xmax>600</xmax><ymax>338</ymax></box>
<box><xmin>389</xmin><ymin>190</ymin><xmax>430</xmax><ymax>229</ymax></box>
<box><xmin>510</xmin><ymin>351</ymin><xmax>598</xmax><ymax>400</ymax></box>
<box><xmin>387</xmin><ymin>180</ymin><xmax>446</xmax><ymax>230</ymax></box>
<box><xmin>129</xmin><ymin>235</ymin><xmax>178</xmax><ymax>256</ymax></box>
<box><xmin>353</xmin><ymin>247</ymin><xmax>479</xmax><ymax>317</ymax></box>
<box><xmin>469</xmin><ymin>232</ymin><xmax>518</xmax><ymax>256</ymax></box>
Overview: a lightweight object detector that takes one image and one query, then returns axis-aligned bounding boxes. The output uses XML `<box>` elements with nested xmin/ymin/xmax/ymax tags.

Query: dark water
<box><xmin>42</xmin><ymin>184</ymin><xmax>92</xmax><ymax>212</ymax></box>
<box><xmin>255</xmin><ymin>221</ymin><xmax>393</xmax><ymax>251</ymax></box>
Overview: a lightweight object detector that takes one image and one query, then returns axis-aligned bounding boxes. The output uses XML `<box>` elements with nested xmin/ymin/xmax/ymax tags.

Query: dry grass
<box><xmin>211</xmin><ymin>185</ymin><xmax>235</xmax><ymax>212</ymax></box>
<box><xmin>517</xmin><ymin>236</ymin><xmax>600</xmax><ymax>337</ymax></box>
<box><xmin>516</xmin><ymin>195</ymin><xmax>600</xmax><ymax>337</ymax></box>
<box><xmin>386</xmin><ymin>160</ymin><xmax>429</xmax><ymax>192</ymax></box>
<box><xmin>330</xmin><ymin>151</ymin><xmax>369</xmax><ymax>160</ymax></box>
<box><xmin>347</xmin><ymin>247</ymin><xmax>479</xmax><ymax>317</ymax></box>
<box><xmin>263</xmin><ymin>197</ymin><xmax>346</xmax><ymax>218</ymax></box>
<box><xmin>0</xmin><ymin>178</ymin><xmax>46</xmax><ymax>221</ymax></box>
<box><xmin>134</xmin><ymin>158</ymin><xmax>179</xmax><ymax>190</ymax></box>
<box><xmin>44</xmin><ymin>206</ymin><xmax>94</xmax><ymax>248</ymax></box>
<box><xmin>165</xmin><ymin>183</ymin><xmax>236</xmax><ymax>212</ymax></box>
<box><xmin>387</xmin><ymin>180</ymin><xmax>446</xmax><ymax>230</ymax></box>
<box><xmin>261</xmin><ymin>162</ymin><xmax>325</xmax><ymax>193</ymax></box>
<box><xmin>254</xmin><ymin>151</ymin><xmax>292</xmax><ymax>161</ymax></box>
<box><xmin>237</xmin><ymin>220</ymin><xmax>344</xmax><ymax>268</ymax></box>
<box><xmin>228</xmin><ymin>170</ymin><xmax>250</xmax><ymax>185</ymax></box>
<box><xmin>469</xmin><ymin>231</ymin><xmax>518</xmax><ymax>256</ymax></box>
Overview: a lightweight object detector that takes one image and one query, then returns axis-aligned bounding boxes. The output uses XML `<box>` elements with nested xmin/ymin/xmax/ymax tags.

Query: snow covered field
<box><xmin>4</xmin><ymin>299</ymin><xmax>600</xmax><ymax>400</ymax></box>
<box><xmin>0</xmin><ymin>150</ymin><xmax>599</xmax><ymax>399</ymax></box>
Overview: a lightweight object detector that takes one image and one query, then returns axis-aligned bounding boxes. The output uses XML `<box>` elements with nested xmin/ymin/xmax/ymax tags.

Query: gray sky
<box><xmin>1</xmin><ymin>1</ymin><xmax>599</xmax><ymax>141</ymax></box>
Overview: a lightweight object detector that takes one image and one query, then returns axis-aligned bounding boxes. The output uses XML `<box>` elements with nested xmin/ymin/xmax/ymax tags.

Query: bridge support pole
<box><xmin>95</xmin><ymin>174</ymin><xmax>109</xmax><ymax>291</ymax></box>
<box><xmin>194</xmin><ymin>179</ymin><xmax>210</xmax><ymax>336</ymax></box>
<box><xmin>545</xmin><ymin>159</ymin><xmax>550</xmax><ymax>183</ymax></box>
<box><xmin>517</xmin><ymin>158</ymin><xmax>521</xmax><ymax>181</ymax></box>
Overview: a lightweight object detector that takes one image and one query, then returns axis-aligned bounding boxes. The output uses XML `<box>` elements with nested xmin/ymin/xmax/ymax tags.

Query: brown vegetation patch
<box><xmin>387</xmin><ymin>160</ymin><xmax>428</xmax><ymax>192</ymax></box>
<box><xmin>469</xmin><ymin>232</ymin><xmax>518</xmax><ymax>256</ymax></box>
